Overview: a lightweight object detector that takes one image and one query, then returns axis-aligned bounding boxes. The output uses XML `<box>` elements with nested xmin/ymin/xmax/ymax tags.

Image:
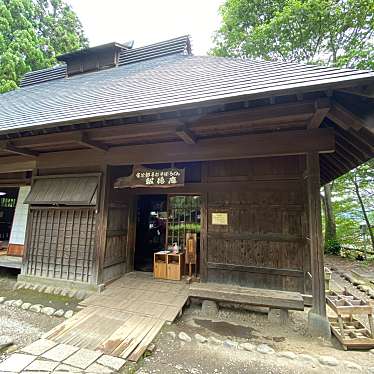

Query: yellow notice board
<box><xmin>212</xmin><ymin>212</ymin><xmax>228</xmax><ymax>225</ymax></box>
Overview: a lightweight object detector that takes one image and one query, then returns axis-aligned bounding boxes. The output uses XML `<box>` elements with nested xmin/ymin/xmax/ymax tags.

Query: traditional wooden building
<box><xmin>0</xmin><ymin>36</ymin><xmax>373</xmax><ymax>336</ymax></box>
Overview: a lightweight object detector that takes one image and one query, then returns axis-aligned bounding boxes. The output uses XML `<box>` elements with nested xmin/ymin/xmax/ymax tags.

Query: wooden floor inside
<box><xmin>0</xmin><ymin>254</ymin><xmax>22</xmax><ymax>269</ymax></box>
<box><xmin>43</xmin><ymin>272</ymin><xmax>189</xmax><ymax>362</ymax></box>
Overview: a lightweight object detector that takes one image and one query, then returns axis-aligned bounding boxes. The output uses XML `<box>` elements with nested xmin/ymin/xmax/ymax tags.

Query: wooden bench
<box><xmin>189</xmin><ymin>282</ymin><xmax>304</xmax><ymax>323</ymax></box>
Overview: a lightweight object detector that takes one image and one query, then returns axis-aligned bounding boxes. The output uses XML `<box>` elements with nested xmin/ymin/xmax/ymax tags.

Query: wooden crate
<box><xmin>329</xmin><ymin>316</ymin><xmax>374</xmax><ymax>350</ymax></box>
<box><xmin>167</xmin><ymin>253</ymin><xmax>185</xmax><ymax>281</ymax></box>
<box><xmin>154</xmin><ymin>253</ymin><xmax>167</xmax><ymax>279</ymax></box>
<box><xmin>327</xmin><ymin>289</ymin><xmax>372</xmax><ymax>315</ymax></box>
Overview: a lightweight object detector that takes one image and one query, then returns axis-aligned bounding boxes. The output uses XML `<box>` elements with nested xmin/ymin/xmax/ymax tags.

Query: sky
<box><xmin>67</xmin><ymin>0</ymin><xmax>225</xmax><ymax>56</ymax></box>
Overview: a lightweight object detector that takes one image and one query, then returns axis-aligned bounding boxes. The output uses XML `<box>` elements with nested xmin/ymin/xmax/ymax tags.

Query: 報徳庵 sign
<box><xmin>114</xmin><ymin>166</ymin><xmax>185</xmax><ymax>189</ymax></box>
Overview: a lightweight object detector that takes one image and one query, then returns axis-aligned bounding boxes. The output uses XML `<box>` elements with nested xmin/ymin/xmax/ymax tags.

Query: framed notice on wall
<box><xmin>212</xmin><ymin>212</ymin><xmax>228</xmax><ymax>225</ymax></box>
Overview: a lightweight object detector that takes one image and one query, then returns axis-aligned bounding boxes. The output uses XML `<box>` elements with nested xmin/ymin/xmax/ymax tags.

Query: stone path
<box><xmin>0</xmin><ymin>338</ymin><xmax>126</xmax><ymax>373</ymax></box>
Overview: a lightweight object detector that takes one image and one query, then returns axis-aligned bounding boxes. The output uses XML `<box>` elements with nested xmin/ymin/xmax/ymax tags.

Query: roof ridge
<box><xmin>194</xmin><ymin>55</ymin><xmax>372</xmax><ymax>74</ymax></box>
<box><xmin>20</xmin><ymin>35</ymin><xmax>191</xmax><ymax>88</ymax></box>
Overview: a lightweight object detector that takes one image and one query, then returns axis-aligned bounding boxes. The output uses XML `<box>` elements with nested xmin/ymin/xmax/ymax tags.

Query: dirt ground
<box><xmin>1</xmin><ymin>257</ymin><xmax>374</xmax><ymax>373</ymax></box>
<box><xmin>121</xmin><ymin>299</ymin><xmax>374</xmax><ymax>374</ymax></box>
<box><xmin>125</xmin><ymin>255</ymin><xmax>374</xmax><ymax>374</ymax></box>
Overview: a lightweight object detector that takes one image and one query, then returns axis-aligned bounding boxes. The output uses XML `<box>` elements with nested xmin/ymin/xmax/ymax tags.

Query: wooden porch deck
<box><xmin>42</xmin><ymin>272</ymin><xmax>305</xmax><ymax>362</ymax></box>
<box><xmin>0</xmin><ymin>255</ymin><xmax>22</xmax><ymax>269</ymax></box>
<box><xmin>43</xmin><ymin>272</ymin><xmax>189</xmax><ymax>362</ymax></box>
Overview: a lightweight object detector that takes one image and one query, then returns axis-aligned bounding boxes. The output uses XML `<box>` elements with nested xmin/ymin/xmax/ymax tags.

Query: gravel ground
<box><xmin>1</xmin><ymin>257</ymin><xmax>374</xmax><ymax>373</ymax></box>
<box><xmin>0</xmin><ymin>304</ymin><xmax>60</xmax><ymax>363</ymax></box>
<box><xmin>0</xmin><ymin>269</ymin><xmax>69</xmax><ymax>364</ymax></box>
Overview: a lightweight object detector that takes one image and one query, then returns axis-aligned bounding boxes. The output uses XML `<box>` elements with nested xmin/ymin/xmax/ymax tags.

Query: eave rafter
<box><xmin>0</xmin><ymin>141</ymin><xmax>38</xmax><ymax>157</ymax></box>
<box><xmin>327</xmin><ymin>101</ymin><xmax>374</xmax><ymax>134</ymax></box>
<box><xmin>76</xmin><ymin>132</ymin><xmax>109</xmax><ymax>152</ymax></box>
<box><xmin>307</xmin><ymin>98</ymin><xmax>330</xmax><ymax>129</ymax></box>
<box><xmin>176</xmin><ymin>123</ymin><xmax>197</xmax><ymax>144</ymax></box>
<box><xmin>0</xmin><ymin>99</ymin><xmax>317</xmax><ymax>153</ymax></box>
<box><xmin>339</xmin><ymin>83</ymin><xmax>374</xmax><ymax>99</ymax></box>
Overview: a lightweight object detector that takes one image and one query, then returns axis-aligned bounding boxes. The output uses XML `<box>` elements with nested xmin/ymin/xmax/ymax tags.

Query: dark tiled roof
<box><xmin>1</xmin><ymin>36</ymin><xmax>374</xmax><ymax>136</ymax></box>
<box><xmin>20</xmin><ymin>35</ymin><xmax>190</xmax><ymax>88</ymax></box>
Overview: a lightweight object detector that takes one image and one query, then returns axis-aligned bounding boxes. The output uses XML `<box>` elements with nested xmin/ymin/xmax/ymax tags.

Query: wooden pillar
<box><xmin>21</xmin><ymin>168</ymin><xmax>38</xmax><ymax>277</ymax></box>
<box><xmin>200</xmin><ymin>162</ymin><xmax>209</xmax><ymax>282</ymax></box>
<box><xmin>306</xmin><ymin>152</ymin><xmax>331</xmax><ymax>337</ymax></box>
<box><xmin>94</xmin><ymin>164</ymin><xmax>110</xmax><ymax>286</ymax></box>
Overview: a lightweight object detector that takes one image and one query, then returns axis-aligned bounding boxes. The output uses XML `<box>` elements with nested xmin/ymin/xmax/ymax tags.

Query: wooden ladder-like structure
<box><xmin>327</xmin><ymin>287</ymin><xmax>374</xmax><ymax>350</ymax></box>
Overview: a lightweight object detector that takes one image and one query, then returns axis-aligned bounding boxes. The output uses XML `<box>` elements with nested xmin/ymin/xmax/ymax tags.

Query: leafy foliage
<box><xmin>324</xmin><ymin>238</ymin><xmax>342</xmax><ymax>255</ymax></box>
<box><xmin>212</xmin><ymin>0</ymin><xmax>374</xmax><ymax>68</ymax></box>
<box><xmin>212</xmin><ymin>0</ymin><xmax>374</xmax><ymax>257</ymax></box>
<box><xmin>0</xmin><ymin>0</ymin><xmax>87</xmax><ymax>93</ymax></box>
<box><xmin>333</xmin><ymin>160</ymin><xmax>374</xmax><ymax>253</ymax></box>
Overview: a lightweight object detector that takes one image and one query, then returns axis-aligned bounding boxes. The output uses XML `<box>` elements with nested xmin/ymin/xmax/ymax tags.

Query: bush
<box><xmin>325</xmin><ymin>238</ymin><xmax>342</xmax><ymax>255</ymax></box>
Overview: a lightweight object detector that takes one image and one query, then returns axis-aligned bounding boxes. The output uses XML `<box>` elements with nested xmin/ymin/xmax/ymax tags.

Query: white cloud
<box><xmin>67</xmin><ymin>0</ymin><xmax>224</xmax><ymax>55</ymax></box>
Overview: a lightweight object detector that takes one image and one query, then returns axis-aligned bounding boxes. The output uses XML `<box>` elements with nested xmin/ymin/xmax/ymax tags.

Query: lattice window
<box><xmin>25</xmin><ymin>207</ymin><xmax>96</xmax><ymax>283</ymax></box>
<box><xmin>167</xmin><ymin>195</ymin><xmax>201</xmax><ymax>250</ymax></box>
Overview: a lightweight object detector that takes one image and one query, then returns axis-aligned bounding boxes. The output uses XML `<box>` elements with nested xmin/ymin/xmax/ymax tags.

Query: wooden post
<box><xmin>21</xmin><ymin>168</ymin><xmax>38</xmax><ymax>277</ymax></box>
<box><xmin>94</xmin><ymin>164</ymin><xmax>110</xmax><ymax>285</ymax></box>
<box><xmin>200</xmin><ymin>162</ymin><xmax>209</xmax><ymax>282</ymax></box>
<box><xmin>306</xmin><ymin>152</ymin><xmax>331</xmax><ymax>338</ymax></box>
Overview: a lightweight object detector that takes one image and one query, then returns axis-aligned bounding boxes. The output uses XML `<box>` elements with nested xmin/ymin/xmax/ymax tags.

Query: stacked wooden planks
<box><xmin>43</xmin><ymin>272</ymin><xmax>189</xmax><ymax>362</ymax></box>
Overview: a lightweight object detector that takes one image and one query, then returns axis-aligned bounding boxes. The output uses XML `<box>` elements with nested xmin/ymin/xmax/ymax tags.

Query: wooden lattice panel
<box><xmin>25</xmin><ymin>207</ymin><xmax>96</xmax><ymax>283</ymax></box>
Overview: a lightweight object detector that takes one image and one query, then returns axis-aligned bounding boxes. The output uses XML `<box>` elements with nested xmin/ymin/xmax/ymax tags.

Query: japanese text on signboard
<box><xmin>114</xmin><ymin>167</ymin><xmax>185</xmax><ymax>189</ymax></box>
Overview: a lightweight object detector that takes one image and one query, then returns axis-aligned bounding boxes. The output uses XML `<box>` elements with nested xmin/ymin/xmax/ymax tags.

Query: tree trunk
<box><xmin>323</xmin><ymin>183</ymin><xmax>337</xmax><ymax>242</ymax></box>
<box><xmin>352</xmin><ymin>177</ymin><xmax>374</xmax><ymax>252</ymax></box>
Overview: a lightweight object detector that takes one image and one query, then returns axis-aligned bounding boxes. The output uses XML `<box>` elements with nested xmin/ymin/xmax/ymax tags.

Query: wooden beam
<box><xmin>34</xmin><ymin>128</ymin><xmax>335</xmax><ymax>169</ymax></box>
<box><xmin>4</xmin><ymin>99</ymin><xmax>317</xmax><ymax>150</ymax></box>
<box><xmin>327</xmin><ymin>101</ymin><xmax>373</xmax><ymax>133</ymax></box>
<box><xmin>306</xmin><ymin>152</ymin><xmax>329</xmax><ymax>334</ymax></box>
<box><xmin>0</xmin><ymin>141</ymin><xmax>38</xmax><ymax>157</ymax></box>
<box><xmin>77</xmin><ymin>133</ymin><xmax>109</xmax><ymax>151</ymax></box>
<box><xmin>176</xmin><ymin>124</ymin><xmax>196</xmax><ymax>144</ymax></box>
<box><xmin>0</xmin><ymin>156</ymin><xmax>36</xmax><ymax>173</ymax></box>
<box><xmin>308</xmin><ymin>98</ymin><xmax>330</xmax><ymax>129</ymax></box>
<box><xmin>339</xmin><ymin>84</ymin><xmax>374</xmax><ymax>98</ymax></box>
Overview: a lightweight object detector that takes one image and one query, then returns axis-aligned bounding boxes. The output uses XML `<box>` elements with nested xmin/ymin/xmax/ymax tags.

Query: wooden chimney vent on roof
<box><xmin>24</xmin><ymin>174</ymin><xmax>99</xmax><ymax>206</ymax></box>
<box><xmin>57</xmin><ymin>42</ymin><xmax>133</xmax><ymax>76</ymax></box>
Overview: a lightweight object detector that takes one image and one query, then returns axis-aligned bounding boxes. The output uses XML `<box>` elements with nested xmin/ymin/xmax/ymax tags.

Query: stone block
<box><xmin>86</xmin><ymin>362</ymin><xmax>113</xmax><ymax>373</ymax></box>
<box><xmin>29</xmin><ymin>304</ymin><xmax>43</xmax><ymax>313</ymax></box>
<box><xmin>41</xmin><ymin>306</ymin><xmax>56</xmax><ymax>316</ymax></box>
<box><xmin>0</xmin><ymin>353</ymin><xmax>36</xmax><ymax>372</ymax></box>
<box><xmin>21</xmin><ymin>302</ymin><xmax>32</xmax><ymax>310</ymax></box>
<box><xmin>63</xmin><ymin>348</ymin><xmax>103</xmax><ymax>369</ymax></box>
<box><xmin>97</xmin><ymin>354</ymin><xmax>127</xmax><ymax>370</ymax></box>
<box><xmin>25</xmin><ymin>359</ymin><xmax>59</xmax><ymax>371</ymax></box>
<box><xmin>308</xmin><ymin>311</ymin><xmax>331</xmax><ymax>338</ymax></box>
<box><xmin>22</xmin><ymin>339</ymin><xmax>57</xmax><ymax>356</ymax></box>
<box><xmin>41</xmin><ymin>343</ymin><xmax>80</xmax><ymax>361</ymax></box>
<box><xmin>268</xmin><ymin>308</ymin><xmax>289</xmax><ymax>324</ymax></box>
<box><xmin>201</xmin><ymin>300</ymin><xmax>218</xmax><ymax>318</ymax></box>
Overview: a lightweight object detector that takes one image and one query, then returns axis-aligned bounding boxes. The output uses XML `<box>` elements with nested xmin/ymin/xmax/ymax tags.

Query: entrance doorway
<box><xmin>134</xmin><ymin>194</ymin><xmax>201</xmax><ymax>276</ymax></box>
<box><xmin>0</xmin><ymin>188</ymin><xmax>18</xmax><ymax>253</ymax></box>
<box><xmin>134</xmin><ymin>195</ymin><xmax>167</xmax><ymax>271</ymax></box>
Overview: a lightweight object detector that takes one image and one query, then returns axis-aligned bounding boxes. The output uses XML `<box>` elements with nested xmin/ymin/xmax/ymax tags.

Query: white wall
<box><xmin>9</xmin><ymin>186</ymin><xmax>30</xmax><ymax>245</ymax></box>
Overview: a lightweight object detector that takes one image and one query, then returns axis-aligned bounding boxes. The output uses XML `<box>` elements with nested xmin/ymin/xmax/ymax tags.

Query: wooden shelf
<box><xmin>153</xmin><ymin>252</ymin><xmax>185</xmax><ymax>281</ymax></box>
<box><xmin>154</xmin><ymin>253</ymin><xmax>167</xmax><ymax>279</ymax></box>
<box><xmin>167</xmin><ymin>253</ymin><xmax>185</xmax><ymax>281</ymax></box>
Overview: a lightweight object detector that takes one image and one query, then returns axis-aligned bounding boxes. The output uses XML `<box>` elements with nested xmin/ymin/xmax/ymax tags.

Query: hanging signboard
<box><xmin>114</xmin><ymin>166</ymin><xmax>185</xmax><ymax>189</ymax></box>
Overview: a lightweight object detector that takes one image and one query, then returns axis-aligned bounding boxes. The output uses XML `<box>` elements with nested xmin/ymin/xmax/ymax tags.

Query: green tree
<box><xmin>333</xmin><ymin>161</ymin><xmax>374</xmax><ymax>254</ymax></box>
<box><xmin>212</xmin><ymin>0</ymin><xmax>374</xmax><ymax>68</ymax></box>
<box><xmin>0</xmin><ymin>0</ymin><xmax>87</xmax><ymax>93</ymax></box>
<box><xmin>212</xmin><ymin>0</ymin><xmax>374</xmax><ymax>256</ymax></box>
